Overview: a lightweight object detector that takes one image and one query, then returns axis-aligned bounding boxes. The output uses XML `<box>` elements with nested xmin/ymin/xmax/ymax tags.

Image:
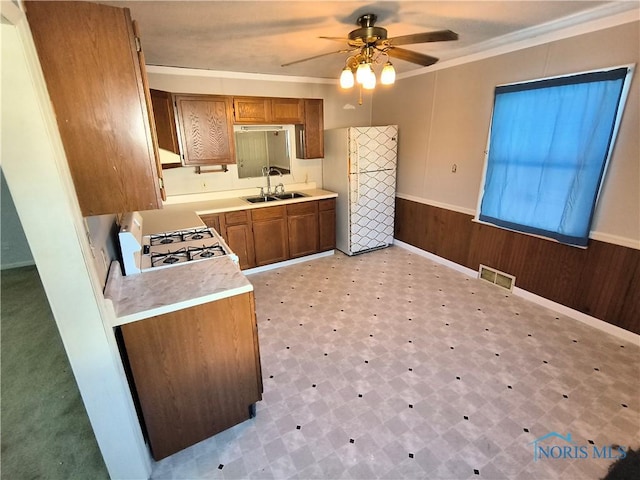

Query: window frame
<box><xmin>474</xmin><ymin>64</ymin><xmax>635</xmax><ymax>247</ymax></box>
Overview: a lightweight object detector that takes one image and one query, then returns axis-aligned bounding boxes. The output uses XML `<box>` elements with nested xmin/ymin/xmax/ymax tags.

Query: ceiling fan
<box><xmin>282</xmin><ymin>13</ymin><xmax>458</xmax><ymax>87</ymax></box>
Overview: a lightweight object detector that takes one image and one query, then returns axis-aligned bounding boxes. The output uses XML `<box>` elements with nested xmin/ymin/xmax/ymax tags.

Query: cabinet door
<box><xmin>233</xmin><ymin>97</ymin><xmax>271</xmax><ymax>123</ymax></box>
<box><xmin>295</xmin><ymin>99</ymin><xmax>324</xmax><ymax>159</ymax></box>
<box><xmin>252</xmin><ymin>206</ymin><xmax>288</xmax><ymax>266</ymax></box>
<box><xmin>225</xmin><ymin>223</ymin><xmax>255</xmax><ymax>270</ymax></box>
<box><xmin>120</xmin><ymin>292</ymin><xmax>262</xmax><ymax>460</ymax></box>
<box><xmin>150</xmin><ymin>89</ymin><xmax>180</xmax><ymax>156</ymax></box>
<box><xmin>25</xmin><ymin>1</ymin><xmax>163</xmax><ymax>216</ymax></box>
<box><xmin>287</xmin><ymin>202</ymin><xmax>319</xmax><ymax>258</ymax></box>
<box><xmin>199</xmin><ymin>213</ymin><xmax>225</xmax><ymax>238</ymax></box>
<box><xmin>319</xmin><ymin>199</ymin><xmax>336</xmax><ymax>251</ymax></box>
<box><xmin>271</xmin><ymin>98</ymin><xmax>304</xmax><ymax>124</ymax></box>
<box><xmin>175</xmin><ymin>95</ymin><xmax>235</xmax><ymax>165</ymax></box>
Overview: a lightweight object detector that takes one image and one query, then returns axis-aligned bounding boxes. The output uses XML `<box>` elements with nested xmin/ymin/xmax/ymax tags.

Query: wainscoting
<box><xmin>395</xmin><ymin>198</ymin><xmax>640</xmax><ymax>335</ymax></box>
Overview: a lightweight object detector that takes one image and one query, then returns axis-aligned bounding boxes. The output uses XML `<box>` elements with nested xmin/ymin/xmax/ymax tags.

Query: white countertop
<box><xmin>104</xmin><ymin>257</ymin><xmax>253</xmax><ymax>326</ymax></box>
<box><xmin>139</xmin><ymin>188</ymin><xmax>337</xmax><ymax>235</ymax></box>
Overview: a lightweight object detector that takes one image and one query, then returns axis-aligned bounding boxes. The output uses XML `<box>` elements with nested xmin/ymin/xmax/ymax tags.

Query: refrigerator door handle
<box><xmin>355</xmin><ymin>139</ymin><xmax>360</xmax><ymax>203</ymax></box>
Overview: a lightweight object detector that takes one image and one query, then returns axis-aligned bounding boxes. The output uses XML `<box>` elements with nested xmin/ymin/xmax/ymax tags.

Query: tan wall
<box><xmin>373</xmin><ymin>22</ymin><xmax>640</xmax><ymax>247</ymax></box>
<box><xmin>148</xmin><ymin>71</ymin><xmax>374</xmax><ymax>197</ymax></box>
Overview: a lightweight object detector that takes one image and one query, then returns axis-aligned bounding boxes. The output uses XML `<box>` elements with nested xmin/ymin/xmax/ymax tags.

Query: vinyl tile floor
<box><xmin>151</xmin><ymin>246</ymin><xmax>639</xmax><ymax>479</ymax></box>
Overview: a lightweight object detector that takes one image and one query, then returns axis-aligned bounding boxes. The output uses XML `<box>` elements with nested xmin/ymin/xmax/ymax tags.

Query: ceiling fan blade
<box><xmin>319</xmin><ymin>36</ymin><xmax>348</xmax><ymax>42</ymax></box>
<box><xmin>281</xmin><ymin>48</ymin><xmax>355</xmax><ymax>67</ymax></box>
<box><xmin>387</xmin><ymin>29</ymin><xmax>458</xmax><ymax>46</ymax></box>
<box><xmin>387</xmin><ymin>47</ymin><xmax>439</xmax><ymax>67</ymax></box>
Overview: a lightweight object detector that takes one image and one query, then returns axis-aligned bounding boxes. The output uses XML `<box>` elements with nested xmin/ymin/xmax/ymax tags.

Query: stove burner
<box><xmin>191</xmin><ymin>233</ymin><xmax>204</xmax><ymax>240</ymax></box>
<box><xmin>150</xmin><ymin>248</ymin><xmax>188</xmax><ymax>267</ymax></box>
<box><xmin>187</xmin><ymin>243</ymin><xmax>225</xmax><ymax>261</ymax></box>
<box><xmin>159</xmin><ymin>238</ymin><xmax>175</xmax><ymax>244</ymax></box>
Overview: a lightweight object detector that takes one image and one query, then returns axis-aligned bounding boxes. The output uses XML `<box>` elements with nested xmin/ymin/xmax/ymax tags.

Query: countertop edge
<box><xmin>111</xmin><ymin>284</ymin><xmax>254</xmax><ymax>327</ymax></box>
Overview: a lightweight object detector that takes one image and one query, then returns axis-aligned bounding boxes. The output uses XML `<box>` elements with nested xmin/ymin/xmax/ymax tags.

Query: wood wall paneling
<box><xmin>395</xmin><ymin>198</ymin><xmax>640</xmax><ymax>335</ymax></box>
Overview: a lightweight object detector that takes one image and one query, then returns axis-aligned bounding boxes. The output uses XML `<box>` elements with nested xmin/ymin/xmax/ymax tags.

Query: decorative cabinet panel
<box><xmin>119</xmin><ymin>292</ymin><xmax>263</xmax><ymax>460</ymax></box>
<box><xmin>150</xmin><ymin>89</ymin><xmax>180</xmax><ymax>156</ymax></box>
<box><xmin>296</xmin><ymin>99</ymin><xmax>324</xmax><ymax>159</ymax></box>
<box><xmin>25</xmin><ymin>0</ymin><xmax>164</xmax><ymax>216</ymax></box>
<box><xmin>174</xmin><ymin>95</ymin><xmax>235</xmax><ymax>166</ymax></box>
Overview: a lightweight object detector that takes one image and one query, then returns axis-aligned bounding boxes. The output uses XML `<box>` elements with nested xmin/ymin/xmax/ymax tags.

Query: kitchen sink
<box><xmin>245</xmin><ymin>195</ymin><xmax>279</xmax><ymax>203</ymax></box>
<box><xmin>273</xmin><ymin>192</ymin><xmax>308</xmax><ymax>200</ymax></box>
<box><xmin>244</xmin><ymin>192</ymin><xmax>308</xmax><ymax>203</ymax></box>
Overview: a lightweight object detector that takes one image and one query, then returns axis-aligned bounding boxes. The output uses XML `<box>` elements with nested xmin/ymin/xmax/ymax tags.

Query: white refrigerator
<box><xmin>322</xmin><ymin>125</ymin><xmax>398</xmax><ymax>255</ymax></box>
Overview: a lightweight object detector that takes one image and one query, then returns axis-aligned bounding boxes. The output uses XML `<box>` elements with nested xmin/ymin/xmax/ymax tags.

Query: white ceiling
<box><xmin>101</xmin><ymin>1</ymin><xmax>638</xmax><ymax>80</ymax></box>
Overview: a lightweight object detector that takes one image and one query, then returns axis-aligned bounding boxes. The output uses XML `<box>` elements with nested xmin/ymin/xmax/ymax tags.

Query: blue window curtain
<box><xmin>479</xmin><ymin>68</ymin><xmax>628</xmax><ymax>247</ymax></box>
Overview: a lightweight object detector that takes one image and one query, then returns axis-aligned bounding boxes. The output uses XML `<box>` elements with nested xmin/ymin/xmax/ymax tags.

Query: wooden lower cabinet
<box><xmin>287</xmin><ymin>202</ymin><xmax>319</xmax><ymax>258</ymax></box>
<box><xmin>200</xmin><ymin>198</ymin><xmax>336</xmax><ymax>270</ymax></box>
<box><xmin>119</xmin><ymin>292</ymin><xmax>263</xmax><ymax>460</ymax></box>
<box><xmin>319</xmin><ymin>198</ymin><xmax>337</xmax><ymax>251</ymax></box>
<box><xmin>252</xmin><ymin>206</ymin><xmax>288</xmax><ymax>266</ymax></box>
<box><xmin>200</xmin><ymin>211</ymin><xmax>256</xmax><ymax>269</ymax></box>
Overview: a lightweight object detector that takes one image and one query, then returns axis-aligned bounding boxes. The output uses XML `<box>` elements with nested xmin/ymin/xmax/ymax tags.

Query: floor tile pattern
<box><xmin>151</xmin><ymin>247</ymin><xmax>639</xmax><ymax>479</ymax></box>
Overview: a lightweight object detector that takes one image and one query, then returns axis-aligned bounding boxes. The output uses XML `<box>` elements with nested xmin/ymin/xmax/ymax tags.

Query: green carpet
<box><xmin>1</xmin><ymin>266</ymin><xmax>109</xmax><ymax>479</ymax></box>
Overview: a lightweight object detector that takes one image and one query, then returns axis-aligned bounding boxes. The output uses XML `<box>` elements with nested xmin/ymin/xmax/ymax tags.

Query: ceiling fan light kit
<box><xmin>283</xmin><ymin>13</ymin><xmax>458</xmax><ymax>99</ymax></box>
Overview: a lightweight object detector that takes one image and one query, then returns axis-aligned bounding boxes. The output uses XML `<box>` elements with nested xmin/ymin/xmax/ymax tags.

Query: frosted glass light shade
<box><xmin>356</xmin><ymin>62</ymin><xmax>372</xmax><ymax>84</ymax></box>
<box><xmin>362</xmin><ymin>70</ymin><xmax>376</xmax><ymax>90</ymax></box>
<box><xmin>381</xmin><ymin>62</ymin><xmax>396</xmax><ymax>85</ymax></box>
<box><xmin>340</xmin><ymin>67</ymin><xmax>355</xmax><ymax>89</ymax></box>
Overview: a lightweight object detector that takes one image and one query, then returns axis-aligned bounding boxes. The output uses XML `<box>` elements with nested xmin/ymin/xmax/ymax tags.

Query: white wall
<box><xmin>147</xmin><ymin>67</ymin><xmax>374</xmax><ymax>197</ymax></box>
<box><xmin>1</xmin><ymin>169</ymin><xmax>34</xmax><ymax>269</ymax></box>
<box><xmin>1</xmin><ymin>8</ymin><xmax>151</xmax><ymax>479</ymax></box>
<box><xmin>373</xmin><ymin>20</ymin><xmax>640</xmax><ymax>249</ymax></box>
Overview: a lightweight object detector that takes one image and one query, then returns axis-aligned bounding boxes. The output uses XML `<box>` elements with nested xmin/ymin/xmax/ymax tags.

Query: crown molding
<box><xmin>146</xmin><ymin>64</ymin><xmax>335</xmax><ymax>84</ymax></box>
<box><xmin>399</xmin><ymin>2</ymin><xmax>640</xmax><ymax>79</ymax></box>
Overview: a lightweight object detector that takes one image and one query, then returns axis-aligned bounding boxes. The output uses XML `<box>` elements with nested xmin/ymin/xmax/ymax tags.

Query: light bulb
<box><xmin>340</xmin><ymin>67</ymin><xmax>354</xmax><ymax>89</ymax></box>
<box><xmin>356</xmin><ymin>62</ymin><xmax>372</xmax><ymax>84</ymax></box>
<box><xmin>381</xmin><ymin>62</ymin><xmax>396</xmax><ymax>85</ymax></box>
<box><xmin>363</xmin><ymin>70</ymin><xmax>376</xmax><ymax>90</ymax></box>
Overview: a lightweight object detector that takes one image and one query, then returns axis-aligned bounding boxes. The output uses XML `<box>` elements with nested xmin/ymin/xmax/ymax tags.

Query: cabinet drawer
<box><xmin>318</xmin><ymin>198</ymin><xmax>336</xmax><ymax>211</ymax></box>
<box><xmin>252</xmin><ymin>205</ymin><xmax>285</xmax><ymax>221</ymax></box>
<box><xmin>287</xmin><ymin>201</ymin><xmax>318</xmax><ymax>216</ymax></box>
<box><xmin>224</xmin><ymin>210</ymin><xmax>249</xmax><ymax>225</ymax></box>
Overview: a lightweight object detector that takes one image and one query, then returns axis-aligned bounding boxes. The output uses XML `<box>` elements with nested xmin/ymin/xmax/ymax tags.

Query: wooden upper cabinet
<box><xmin>270</xmin><ymin>98</ymin><xmax>304</xmax><ymax>124</ymax></box>
<box><xmin>233</xmin><ymin>97</ymin><xmax>304</xmax><ymax>124</ymax></box>
<box><xmin>296</xmin><ymin>99</ymin><xmax>324</xmax><ymax>159</ymax></box>
<box><xmin>25</xmin><ymin>1</ymin><xmax>164</xmax><ymax>216</ymax></box>
<box><xmin>150</xmin><ymin>89</ymin><xmax>180</xmax><ymax>155</ymax></box>
<box><xmin>174</xmin><ymin>95</ymin><xmax>236</xmax><ymax>166</ymax></box>
<box><xmin>233</xmin><ymin>97</ymin><xmax>271</xmax><ymax>123</ymax></box>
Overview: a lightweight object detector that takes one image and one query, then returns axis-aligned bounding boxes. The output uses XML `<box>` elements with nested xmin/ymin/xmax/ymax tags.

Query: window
<box><xmin>478</xmin><ymin>66</ymin><xmax>633</xmax><ymax>247</ymax></box>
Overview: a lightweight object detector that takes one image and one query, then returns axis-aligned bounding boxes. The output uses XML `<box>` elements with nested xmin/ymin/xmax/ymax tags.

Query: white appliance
<box><xmin>323</xmin><ymin>125</ymin><xmax>398</xmax><ymax>255</ymax></box>
<box><xmin>118</xmin><ymin>212</ymin><xmax>238</xmax><ymax>275</ymax></box>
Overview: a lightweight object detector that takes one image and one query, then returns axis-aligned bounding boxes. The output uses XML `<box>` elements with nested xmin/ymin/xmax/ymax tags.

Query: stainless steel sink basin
<box><xmin>245</xmin><ymin>196</ymin><xmax>279</xmax><ymax>203</ymax></box>
<box><xmin>244</xmin><ymin>192</ymin><xmax>308</xmax><ymax>203</ymax></box>
<box><xmin>273</xmin><ymin>192</ymin><xmax>308</xmax><ymax>200</ymax></box>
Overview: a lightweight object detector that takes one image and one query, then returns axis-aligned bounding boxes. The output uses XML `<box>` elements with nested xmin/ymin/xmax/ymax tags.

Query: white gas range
<box><xmin>118</xmin><ymin>212</ymin><xmax>238</xmax><ymax>275</ymax></box>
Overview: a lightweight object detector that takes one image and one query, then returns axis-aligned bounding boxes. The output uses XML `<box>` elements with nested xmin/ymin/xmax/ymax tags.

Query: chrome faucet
<box><xmin>260</xmin><ymin>166</ymin><xmax>283</xmax><ymax>196</ymax></box>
